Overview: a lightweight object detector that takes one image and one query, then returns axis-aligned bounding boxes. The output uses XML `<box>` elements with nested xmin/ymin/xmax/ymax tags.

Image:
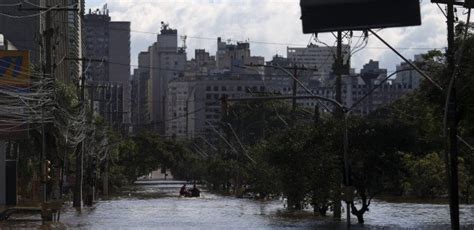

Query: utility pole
<box><xmin>332</xmin><ymin>31</ymin><xmax>352</xmax><ymax>228</ymax></box>
<box><xmin>333</xmin><ymin>31</ymin><xmax>343</xmax><ymax>222</ymax></box>
<box><xmin>41</xmin><ymin>8</ymin><xmax>54</xmax><ymax>204</ymax></box>
<box><xmin>74</xmin><ymin>60</ymin><xmax>86</xmax><ymax>208</ymax></box>
<box><xmin>85</xmin><ymin>84</ymin><xmax>95</xmax><ymax>206</ymax></box>
<box><xmin>65</xmin><ymin>58</ymin><xmax>103</xmax><ymax>208</ymax></box>
<box><xmin>20</xmin><ymin>1</ymin><xmax>80</xmax><ymax>208</ymax></box>
<box><xmin>292</xmin><ymin>65</ymin><xmax>298</xmax><ymax>114</ymax></box>
<box><xmin>446</xmin><ymin>0</ymin><xmax>459</xmax><ymax>229</ymax></box>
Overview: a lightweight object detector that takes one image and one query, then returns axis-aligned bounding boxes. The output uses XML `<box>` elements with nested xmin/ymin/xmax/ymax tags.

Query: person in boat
<box><xmin>189</xmin><ymin>184</ymin><xmax>200</xmax><ymax>197</ymax></box>
<box><xmin>180</xmin><ymin>184</ymin><xmax>189</xmax><ymax>196</ymax></box>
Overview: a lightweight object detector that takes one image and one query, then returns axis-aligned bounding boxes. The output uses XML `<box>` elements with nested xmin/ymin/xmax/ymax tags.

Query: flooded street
<box><xmin>2</xmin><ymin>182</ymin><xmax>474</xmax><ymax>229</ymax></box>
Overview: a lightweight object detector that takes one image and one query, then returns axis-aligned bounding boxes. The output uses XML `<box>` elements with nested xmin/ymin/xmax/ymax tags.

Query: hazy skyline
<box><xmin>86</xmin><ymin>0</ymin><xmax>449</xmax><ymax>72</ymax></box>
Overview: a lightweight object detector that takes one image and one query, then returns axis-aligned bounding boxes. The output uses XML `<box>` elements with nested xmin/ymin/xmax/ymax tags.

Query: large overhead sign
<box><xmin>300</xmin><ymin>0</ymin><xmax>422</xmax><ymax>33</ymax></box>
<box><xmin>0</xmin><ymin>50</ymin><xmax>30</xmax><ymax>87</ymax></box>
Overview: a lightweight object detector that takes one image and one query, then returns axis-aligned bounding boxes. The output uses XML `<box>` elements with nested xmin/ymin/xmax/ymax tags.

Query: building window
<box><xmin>237</xmin><ymin>86</ymin><xmax>242</xmax><ymax>91</ymax></box>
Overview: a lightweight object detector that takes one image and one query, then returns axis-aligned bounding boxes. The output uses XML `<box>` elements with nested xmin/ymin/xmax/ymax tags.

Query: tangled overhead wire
<box><xmin>0</xmin><ymin>63</ymin><xmax>55</xmax><ymax>132</ymax></box>
<box><xmin>0</xmin><ymin>58</ymin><xmax>88</xmax><ymax>149</ymax></box>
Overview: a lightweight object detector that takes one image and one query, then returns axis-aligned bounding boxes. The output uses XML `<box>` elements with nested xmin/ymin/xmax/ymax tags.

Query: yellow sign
<box><xmin>0</xmin><ymin>50</ymin><xmax>30</xmax><ymax>86</ymax></box>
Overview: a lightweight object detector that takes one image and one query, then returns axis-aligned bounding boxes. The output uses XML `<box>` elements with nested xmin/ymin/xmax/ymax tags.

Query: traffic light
<box><xmin>43</xmin><ymin>160</ymin><xmax>52</xmax><ymax>182</ymax></box>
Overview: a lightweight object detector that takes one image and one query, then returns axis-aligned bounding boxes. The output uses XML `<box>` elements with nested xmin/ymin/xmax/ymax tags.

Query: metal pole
<box><xmin>333</xmin><ymin>30</ymin><xmax>343</xmax><ymax>221</ymax></box>
<box><xmin>85</xmin><ymin>86</ymin><xmax>94</xmax><ymax>206</ymax></box>
<box><xmin>41</xmin><ymin>9</ymin><xmax>53</xmax><ymax>204</ymax></box>
<box><xmin>73</xmin><ymin>61</ymin><xmax>86</xmax><ymax>208</ymax></box>
<box><xmin>292</xmin><ymin>65</ymin><xmax>298</xmax><ymax>113</ymax></box>
<box><xmin>335</xmin><ymin>31</ymin><xmax>343</xmax><ymax>115</ymax></box>
<box><xmin>186</xmin><ymin>99</ymin><xmax>189</xmax><ymax>137</ymax></box>
<box><xmin>344</xmin><ymin>113</ymin><xmax>351</xmax><ymax>228</ymax></box>
<box><xmin>446</xmin><ymin>0</ymin><xmax>460</xmax><ymax>229</ymax></box>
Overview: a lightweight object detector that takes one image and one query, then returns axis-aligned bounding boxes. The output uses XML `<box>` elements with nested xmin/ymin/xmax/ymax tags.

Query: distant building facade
<box><xmin>216</xmin><ymin>38</ymin><xmax>264</xmax><ymax>74</ymax></box>
<box><xmin>166</xmin><ymin>73</ymin><xmax>265</xmax><ymax>141</ymax></box>
<box><xmin>146</xmin><ymin>23</ymin><xmax>186</xmax><ymax>134</ymax></box>
<box><xmin>287</xmin><ymin>44</ymin><xmax>350</xmax><ymax>81</ymax></box>
<box><xmin>297</xmin><ymin>59</ymin><xmax>417</xmax><ymax>116</ymax></box>
<box><xmin>394</xmin><ymin>55</ymin><xmax>423</xmax><ymax>89</ymax></box>
<box><xmin>84</xmin><ymin>5</ymin><xmax>130</xmax><ymax>130</ymax></box>
<box><xmin>131</xmin><ymin>51</ymin><xmax>151</xmax><ymax>134</ymax></box>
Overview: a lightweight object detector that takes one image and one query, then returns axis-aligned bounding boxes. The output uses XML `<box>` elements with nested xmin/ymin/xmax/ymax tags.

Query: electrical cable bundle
<box><xmin>0</xmin><ymin>60</ymin><xmax>55</xmax><ymax>133</ymax></box>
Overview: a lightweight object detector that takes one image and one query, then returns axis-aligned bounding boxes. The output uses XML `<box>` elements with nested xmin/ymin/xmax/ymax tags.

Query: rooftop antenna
<box><xmin>180</xmin><ymin>35</ymin><xmax>187</xmax><ymax>51</ymax></box>
<box><xmin>161</xmin><ymin>21</ymin><xmax>169</xmax><ymax>30</ymax></box>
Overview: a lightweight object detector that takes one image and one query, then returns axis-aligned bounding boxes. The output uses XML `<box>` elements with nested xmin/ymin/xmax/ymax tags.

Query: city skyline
<box><xmin>86</xmin><ymin>0</ymin><xmax>448</xmax><ymax>72</ymax></box>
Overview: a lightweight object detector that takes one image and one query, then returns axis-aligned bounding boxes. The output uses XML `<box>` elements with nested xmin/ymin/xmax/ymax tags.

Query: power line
<box><xmin>124</xmin><ymin>27</ymin><xmax>444</xmax><ymax>50</ymax></box>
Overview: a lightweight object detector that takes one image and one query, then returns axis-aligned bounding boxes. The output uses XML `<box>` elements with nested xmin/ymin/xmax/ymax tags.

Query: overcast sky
<box><xmin>85</xmin><ymin>0</ymin><xmax>454</xmax><ymax>73</ymax></box>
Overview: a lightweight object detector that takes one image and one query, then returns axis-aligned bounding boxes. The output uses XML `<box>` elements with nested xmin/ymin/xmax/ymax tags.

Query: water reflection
<box><xmin>1</xmin><ymin>183</ymin><xmax>474</xmax><ymax>229</ymax></box>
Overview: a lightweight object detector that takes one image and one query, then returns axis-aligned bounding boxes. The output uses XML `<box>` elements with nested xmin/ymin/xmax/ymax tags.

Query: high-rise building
<box><xmin>131</xmin><ymin>51</ymin><xmax>151</xmax><ymax>134</ymax></box>
<box><xmin>297</xmin><ymin>59</ymin><xmax>416</xmax><ymax>116</ymax></box>
<box><xmin>0</xmin><ymin>0</ymin><xmax>85</xmax><ymax>206</ymax></box>
<box><xmin>166</xmin><ymin>73</ymin><xmax>265</xmax><ymax>141</ymax></box>
<box><xmin>0</xmin><ymin>0</ymin><xmax>41</xmax><ymax>64</ymax></box>
<box><xmin>147</xmin><ymin>23</ymin><xmax>186</xmax><ymax>134</ymax></box>
<box><xmin>395</xmin><ymin>55</ymin><xmax>423</xmax><ymax>89</ymax></box>
<box><xmin>287</xmin><ymin>44</ymin><xmax>350</xmax><ymax>80</ymax></box>
<box><xmin>360</xmin><ymin>60</ymin><xmax>387</xmax><ymax>86</ymax></box>
<box><xmin>215</xmin><ymin>38</ymin><xmax>264</xmax><ymax>74</ymax></box>
<box><xmin>84</xmin><ymin>5</ymin><xmax>131</xmax><ymax>129</ymax></box>
<box><xmin>0</xmin><ymin>0</ymin><xmax>84</xmax><ymax>84</ymax></box>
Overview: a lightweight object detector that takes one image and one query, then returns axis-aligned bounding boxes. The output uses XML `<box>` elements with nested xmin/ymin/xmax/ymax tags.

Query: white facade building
<box><xmin>287</xmin><ymin>44</ymin><xmax>350</xmax><ymax>79</ymax></box>
<box><xmin>147</xmin><ymin>24</ymin><xmax>187</xmax><ymax>134</ymax></box>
